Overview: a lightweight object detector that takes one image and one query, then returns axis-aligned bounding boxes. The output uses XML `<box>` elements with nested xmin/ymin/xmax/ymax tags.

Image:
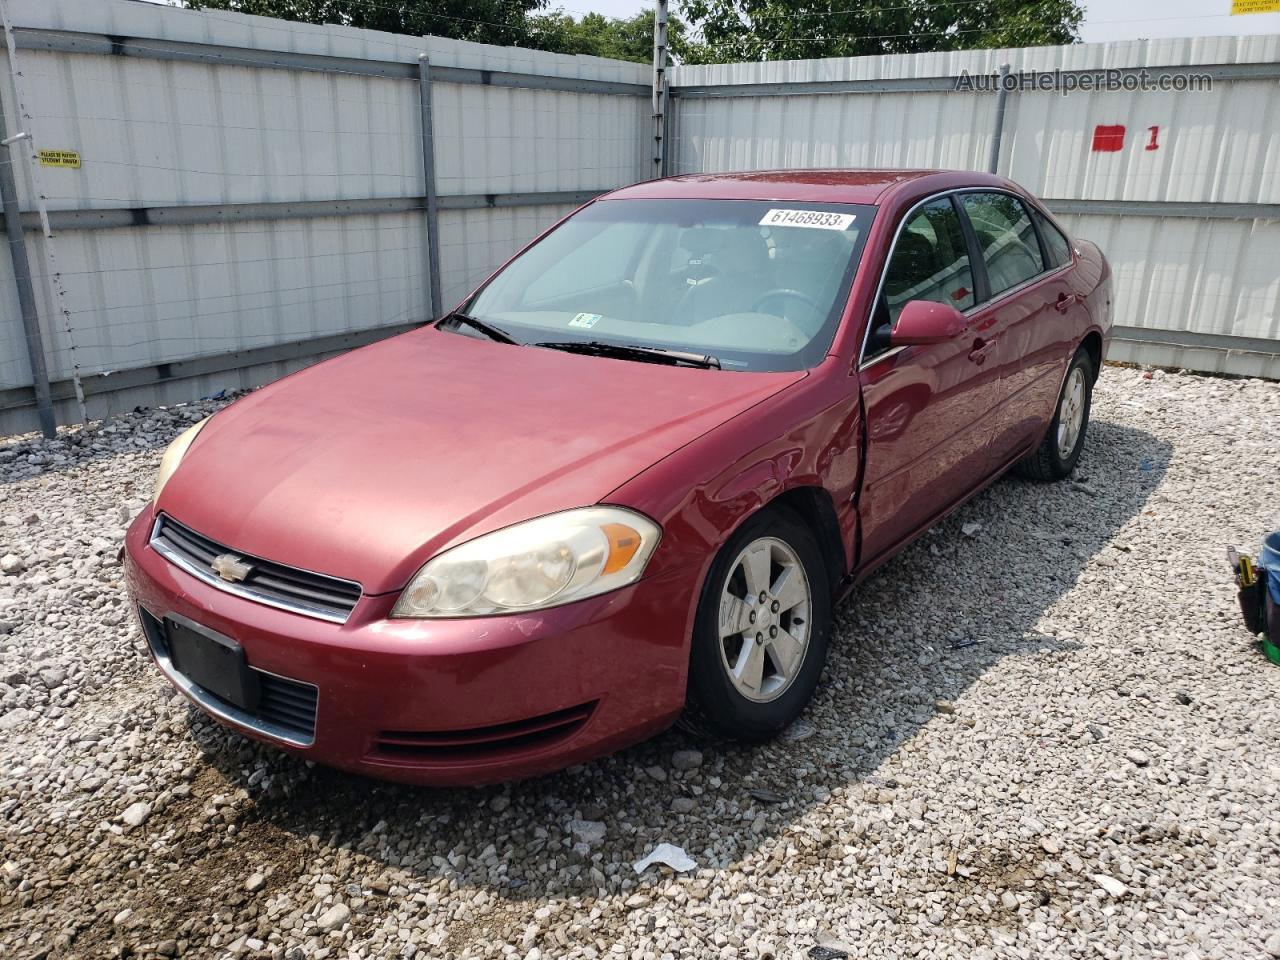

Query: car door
<box><xmin>956</xmin><ymin>192</ymin><xmax>1086</xmax><ymax>465</ymax></box>
<box><xmin>856</xmin><ymin>195</ymin><xmax>1005</xmax><ymax>568</ymax></box>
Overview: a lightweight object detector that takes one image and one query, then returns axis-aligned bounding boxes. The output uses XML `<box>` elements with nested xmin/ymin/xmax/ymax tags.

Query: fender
<box><xmin>606</xmin><ymin>355</ymin><xmax>864</xmax><ymax>590</ymax></box>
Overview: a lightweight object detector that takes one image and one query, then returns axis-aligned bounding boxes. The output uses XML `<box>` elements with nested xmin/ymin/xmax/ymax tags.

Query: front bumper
<box><xmin>123</xmin><ymin>507</ymin><xmax>697</xmax><ymax>786</ymax></box>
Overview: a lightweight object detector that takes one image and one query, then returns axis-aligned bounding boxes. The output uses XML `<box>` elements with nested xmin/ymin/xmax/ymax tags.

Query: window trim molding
<box><xmin>857</xmin><ymin>186</ymin><xmax>1072</xmax><ymax>372</ymax></box>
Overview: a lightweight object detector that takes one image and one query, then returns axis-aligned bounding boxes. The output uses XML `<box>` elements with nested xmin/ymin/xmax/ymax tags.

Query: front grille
<box><xmin>139</xmin><ymin>607</ymin><xmax>318</xmax><ymax>744</ymax></box>
<box><xmin>369</xmin><ymin>701</ymin><xmax>596</xmax><ymax>764</ymax></box>
<box><xmin>151</xmin><ymin>514</ymin><xmax>361</xmax><ymax>623</ymax></box>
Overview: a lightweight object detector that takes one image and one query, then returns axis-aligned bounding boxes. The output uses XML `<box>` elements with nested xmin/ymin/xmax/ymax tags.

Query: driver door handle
<box><xmin>968</xmin><ymin>337</ymin><xmax>995</xmax><ymax>365</ymax></box>
<box><xmin>1055</xmin><ymin>292</ymin><xmax>1078</xmax><ymax>313</ymax></box>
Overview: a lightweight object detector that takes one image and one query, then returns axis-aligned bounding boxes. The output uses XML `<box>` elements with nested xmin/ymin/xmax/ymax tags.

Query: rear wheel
<box><xmin>1015</xmin><ymin>347</ymin><xmax>1094</xmax><ymax>481</ymax></box>
<box><xmin>683</xmin><ymin>507</ymin><xmax>831</xmax><ymax>741</ymax></box>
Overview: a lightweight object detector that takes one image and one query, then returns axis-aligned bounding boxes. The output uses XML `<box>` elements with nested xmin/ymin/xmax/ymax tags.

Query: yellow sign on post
<box><xmin>37</xmin><ymin>149</ymin><xmax>80</xmax><ymax>169</ymax></box>
<box><xmin>1232</xmin><ymin>0</ymin><xmax>1280</xmax><ymax>13</ymax></box>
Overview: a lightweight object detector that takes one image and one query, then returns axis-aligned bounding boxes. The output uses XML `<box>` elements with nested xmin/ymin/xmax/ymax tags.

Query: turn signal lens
<box><xmin>392</xmin><ymin>507</ymin><xmax>661</xmax><ymax>618</ymax></box>
<box><xmin>602</xmin><ymin>522</ymin><xmax>643</xmax><ymax>574</ymax></box>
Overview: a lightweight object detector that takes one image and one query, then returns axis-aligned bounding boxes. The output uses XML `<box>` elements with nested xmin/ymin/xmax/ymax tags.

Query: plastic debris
<box><xmin>747</xmin><ymin>788</ymin><xmax>787</xmax><ymax>805</ymax></box>
<box><xmin>961</xmin><ymin>521</ymin><xmax>983</xmax><ymax>537</ymax></box>
<box><xmin>633</xmin><ymin>843</ymin><xmax>697</xmax><ymax>875</ymax></box>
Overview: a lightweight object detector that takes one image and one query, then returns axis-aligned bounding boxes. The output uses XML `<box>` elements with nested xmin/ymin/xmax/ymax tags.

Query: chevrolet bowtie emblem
<box><xmin>210</xmin><ymin>552</ymin><xmax>253</xmax><ymax>583</ymax></box>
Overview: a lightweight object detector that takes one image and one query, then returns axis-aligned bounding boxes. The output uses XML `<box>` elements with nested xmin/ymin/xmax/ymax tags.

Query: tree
<box><xmin>675</xmin><ymin>0</ymin><xmax>1084</xmax><ymax>63</ymax></box>
<box><xmin>183</xmin><ymin>0</ymin><xmax>549</xmax><ymax>48</ymax></box>
<box><xmin>528</xmin><ymin>11</ymin><xmax>697</xmax><ymax>65</ymax></box>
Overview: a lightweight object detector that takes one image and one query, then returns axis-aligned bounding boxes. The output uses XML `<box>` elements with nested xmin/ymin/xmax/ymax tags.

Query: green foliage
<box><xmin>529</xmin><ymin>11</ymin><xmax>695</xmax><ymax>64</ymax></box>
<box><xmin>183</xmin><ymin>0</ymin><xmax>1083</xmax><ymax>65</ymax></box>
<box><xmin>675</xmin><ymin>0</ymin><xmax>1085</xmax><ymax>63</ymax></box>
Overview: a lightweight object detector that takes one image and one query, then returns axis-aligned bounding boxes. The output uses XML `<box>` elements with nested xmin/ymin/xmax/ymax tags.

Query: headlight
<box><xmin>393</xmin><ymin>506</ymin><xmax>661</xmax><ymax>618</ymax></box>
<box><xmin>153</xmin><ymin>417</ymin><xmax>210</xmax><ymax>502</ymax></box>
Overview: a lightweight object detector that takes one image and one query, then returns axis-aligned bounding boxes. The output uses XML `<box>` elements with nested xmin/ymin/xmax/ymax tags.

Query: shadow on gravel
<box><xmin>183</xmin><ymin>419</ymin><xmax>1171</xmax><ymax>911</ymax></box>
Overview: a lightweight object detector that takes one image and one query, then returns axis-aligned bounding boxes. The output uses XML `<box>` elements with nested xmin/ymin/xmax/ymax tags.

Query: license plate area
<box><xmin>164</xmin><ymin>616</ymin><xmax>260</xmax><ymax>711</ymax></box>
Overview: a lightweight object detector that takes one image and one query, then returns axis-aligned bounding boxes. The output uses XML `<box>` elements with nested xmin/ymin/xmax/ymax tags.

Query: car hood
<box><xmin>159</xmin><ymin>327</ymin><xmax>805</xmax><ymax>594</ymax></box>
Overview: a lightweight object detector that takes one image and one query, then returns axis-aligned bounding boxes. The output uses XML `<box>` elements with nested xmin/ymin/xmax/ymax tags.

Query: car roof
<box><xmin>604</xmin><ymin>169</ymin><xmax>1015</xmax><ymax>206</ymax></box>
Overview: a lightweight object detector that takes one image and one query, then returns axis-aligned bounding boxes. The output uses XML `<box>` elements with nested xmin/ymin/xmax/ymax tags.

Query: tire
<box><xmin>1014</xmin><ymin>347</ymin><xmax>1095</xmax><ymax>482</ymax></box>
<box><xmin>682</xmin><ymin>506</ymin><xmax>831</xmax><ymax>741</ymax></box>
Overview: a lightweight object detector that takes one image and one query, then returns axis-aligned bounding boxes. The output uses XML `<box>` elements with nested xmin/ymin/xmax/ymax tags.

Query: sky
<box><xmin>564</xmin><ymin>0</ymin><xmax>1280</xmax><ymax>42</ymax></box>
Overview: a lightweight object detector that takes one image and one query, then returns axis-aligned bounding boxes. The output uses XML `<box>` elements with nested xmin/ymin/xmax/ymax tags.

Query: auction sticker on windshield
<box><xmin>758</xmin><ymin>209</ymin><xmax>856</xmax><ymax>231</ymax></box>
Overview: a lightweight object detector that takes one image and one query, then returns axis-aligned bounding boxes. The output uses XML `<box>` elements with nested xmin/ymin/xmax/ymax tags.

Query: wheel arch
<box><xmin>760</xmin><ymin>485</ymin><xmax>847</xmax><ymax>598</ymax></box>
<box><xmin>1080</xmin><ymin>330</ymin><xmax>1103</xmax><ymax>383</ymax></box>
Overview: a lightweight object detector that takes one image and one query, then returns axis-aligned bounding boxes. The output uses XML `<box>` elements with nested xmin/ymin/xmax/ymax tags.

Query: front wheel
<box><xmin>1015</xmin><ymin>347</ymin><xmax>1094</xmax><ymax>481</ymax></box>
<box><xmin>683</xmin><ymin>507</ymin><xmax>831</xmax><ymax>741</ymax></box>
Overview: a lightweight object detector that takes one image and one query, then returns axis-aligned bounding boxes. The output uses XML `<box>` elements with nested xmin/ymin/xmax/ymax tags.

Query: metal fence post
<box><xmin>987</xmin><ymin>63</ymin><xmax>1012</xmax><ymax>175</ymax></box>
<box><xmin>417</xmin><ymin>53</ymin><xmax>443</xmax><ymax>321</ymax></box>
<box><xmin>0</xmin><ymin>107</ymin><xmax>54</xmax><ymax>437</ymax></box>
<box><xmin>652</xmin><ymin>0</ymin><xmax>669</xmax><ymax>178</ymax></box>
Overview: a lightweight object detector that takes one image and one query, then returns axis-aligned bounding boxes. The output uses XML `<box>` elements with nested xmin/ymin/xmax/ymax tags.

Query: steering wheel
<box><xmin>752</xmin><ymin>288</ymin><xmax>821</xmax><ymax>314</ymax></box>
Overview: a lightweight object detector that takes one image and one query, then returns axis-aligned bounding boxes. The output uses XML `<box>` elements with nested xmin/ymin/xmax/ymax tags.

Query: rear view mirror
<box><xmin>890</xmin><ymin>300</ymin><xmax>967</xmax><ymax>346</ymax></box>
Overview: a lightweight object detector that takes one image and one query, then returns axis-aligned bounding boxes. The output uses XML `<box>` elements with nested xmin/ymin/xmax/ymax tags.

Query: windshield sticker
<box><xmin>569</xmin><ymin>312</ymin><xmax>602</xmax><ymax>328</ymax></box>
<box><xmin>758</xmin><ymin>209</ymin><xmax>856</xmax><ymax>231</ymax></box>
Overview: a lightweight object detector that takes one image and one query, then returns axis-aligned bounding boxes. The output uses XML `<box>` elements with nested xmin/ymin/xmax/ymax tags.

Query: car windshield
<box><xmin>456</xmin><ymin>198</ymin><xmax>875</xmax><ymax>371</ymax></box>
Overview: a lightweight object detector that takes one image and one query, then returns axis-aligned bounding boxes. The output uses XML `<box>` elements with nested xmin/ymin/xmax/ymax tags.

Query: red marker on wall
<box><xmin>1091</xmin><ymin>124</ymin><xmax>1126</xmax><ymax>152</ymax></box>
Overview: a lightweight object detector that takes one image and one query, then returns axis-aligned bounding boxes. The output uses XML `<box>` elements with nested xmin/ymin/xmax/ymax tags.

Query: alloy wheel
<box><xmin>716</xmin><ymin>536</ymin><xmax>812</xmax><ymax>703</ymax></box>
<box><xmin>1056</xmin><ymin>366</ymin><xmax>1087</xmax><ymax>460</ymax></box>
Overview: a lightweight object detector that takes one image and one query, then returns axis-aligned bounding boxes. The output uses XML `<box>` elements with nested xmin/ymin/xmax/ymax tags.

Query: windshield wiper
<box><xmin>534</xmin><ymin>340</ymin><xmax>721</xmax><ymax>370</ymax></box>
<box><xmin>439</xmin><ymin>312</ymin><xmax>518</xmax><ymax>345</ymax></box>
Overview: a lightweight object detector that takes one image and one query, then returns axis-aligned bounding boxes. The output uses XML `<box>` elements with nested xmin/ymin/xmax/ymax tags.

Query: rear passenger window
<box><xmin>960</xmin><ymin>192</ymin><xmax>1045</xmax><ymax>297</ymax></box>
<box><xmin>882</xmin><ymin>197</ymin><xmax>975</xmax><ymax>325</ymax></box>
<box><xmin>1032</xmin><ymin>208</ymin><xmax>1073</xmax><ymax>267</ymax></box>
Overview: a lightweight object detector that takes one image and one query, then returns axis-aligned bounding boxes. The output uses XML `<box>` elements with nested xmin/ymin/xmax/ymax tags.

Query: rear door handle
<box><xmin>968</xmin><ymin>337</ymin><xmax>994</xmax><ymax>365</ymax></box>
<box><xmin>1055</xmin><ymin>292</ymin><xmax>1078</xmax><ymax>314</ymax></box>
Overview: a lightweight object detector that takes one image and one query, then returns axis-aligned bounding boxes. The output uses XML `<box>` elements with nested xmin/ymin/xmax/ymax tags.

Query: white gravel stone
<box><xmin>670</xmin><ymin>749</ymin><xmax>703</xmax><ymax>770</ymax></box>
<box><xmin>120</xmin><ymin>801</ymin><xmax>151</xmax><ymax>828</ymax></box>
<box><xmin>567</xmin><ymin>819</ymin><xmax>606</xmax><ymax>845</ymax></box>
<box><xmin>315</xmin><ymin>903</ymin><xmax>350</xmax><ymax>931</ymax></box>
<box><xmin>1093</xmin><ymin>874</ymin><xmax>1128</xmax><ymax>897</ymax></box>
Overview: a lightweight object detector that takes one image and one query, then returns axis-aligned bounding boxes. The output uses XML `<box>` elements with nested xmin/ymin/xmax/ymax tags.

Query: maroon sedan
<box><xmin>124</xmin><ymin>170</ymin><xmax>1111</xmax><ymax>785</ymax></box>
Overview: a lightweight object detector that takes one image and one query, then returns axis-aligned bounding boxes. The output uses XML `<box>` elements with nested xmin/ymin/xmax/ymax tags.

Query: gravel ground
<box><xmin>1</xmin><ymin>366</ymin><xmax>1279</xmax><ymax>960</ymax></box>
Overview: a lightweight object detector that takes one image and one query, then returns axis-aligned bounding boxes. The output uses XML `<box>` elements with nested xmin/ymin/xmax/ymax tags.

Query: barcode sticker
<box><xmin>758</xmin><ymin>209</ymin><xmax>856</xmax><ymax>231</ymax></box>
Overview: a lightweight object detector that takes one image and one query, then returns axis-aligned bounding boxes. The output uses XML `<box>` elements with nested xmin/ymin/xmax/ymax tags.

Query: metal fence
<box><xmin>668</xmin><ymin>34</ymin><xmax>1280</xmax><ymax>381</ymax></box>
<box><xmin>1</xmin><ymin>0</ymin><xmax>1278</xmax><ymax>436</ymax></box>
<box><xmin>0</xmin><ymin>0</ymin><xmax>650</xmax><ymax>435</ymax></box>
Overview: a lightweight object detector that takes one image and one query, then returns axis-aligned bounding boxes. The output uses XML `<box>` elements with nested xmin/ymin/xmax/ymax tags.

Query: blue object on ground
<box><xmin>1260</xmin><ymin>529</ymin><xmax>1280</xmax><ymax>605</ymax></box>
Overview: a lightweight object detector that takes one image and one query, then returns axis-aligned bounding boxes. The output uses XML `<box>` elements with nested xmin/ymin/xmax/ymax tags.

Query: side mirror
<box><xmin>890</xmin><ymin>299</ymin><xmax>967</xmax><ymax>347</ymax></box>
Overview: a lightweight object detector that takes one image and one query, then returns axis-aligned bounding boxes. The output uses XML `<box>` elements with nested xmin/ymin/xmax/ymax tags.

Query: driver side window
<box><xmin>866</xmin><ymin>197</ymin><xmax>975</xmax><ymax>359</ymax></box>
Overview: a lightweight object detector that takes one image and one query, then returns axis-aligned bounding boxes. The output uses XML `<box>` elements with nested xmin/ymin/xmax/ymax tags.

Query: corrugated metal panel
<box><xmin>24</xmin><ymin>213</ymin><xmax>428</xmax><ymax>381</ymax></box>
<box><xmin>0</xmin><ymin>0</ymin><xmax>648</xmax><ymax>429</ymax></box>
<box><xmin>672</xmin><ymin>89</ymin><xmax>996</xmax><ymax>175</ymax></box>
<box><xmin>1002</xmin><ymin>80</ymin><xmax>1280</xmax><ymax>205</ymax></box>
<box><xmin>0</xmin><ymin>240</ymin><xmax>28</xmax><ymax>391</ymax></box>
<box><xmin>673</xmin><ymin>35</ymin><xmax>1280</xmax><ymax>204</ymax></box>
<box><xmin>1108</xmin><ymin>340</ymin><xmax>1280</xmax><ymax>380</ymax></box>
<box><xmin>432</xmin><ymin>84</ymin><xmax>648</xmax><ymax>196</ymax></box>
<box><xmin>674</xmin><ymin>34</ymin><xmax>1280</xmax><ymax>88</ymax></box>
<box><xmin>23</xmin><ymin>203</ymin><xmax>579</xmax><ymax>383</ymax></box>
<box><xmin>671</xmin><ymin>35</ymin><xmax>1280</xmax><ymax>361</ymax></box>
<box><xmin>0</xmin><ymin>353</ymin><xmax>338</xmax><ymax>439</ymax></box>
<box><xmin>438</xmin><ymin>204</ymin><xmax>578</xmax><ymax>306</ymax></box>
<box><xmin>1061</xmin><ymin>213</ymin><xmax>1280</xmax><ymax>342</ymax></box>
